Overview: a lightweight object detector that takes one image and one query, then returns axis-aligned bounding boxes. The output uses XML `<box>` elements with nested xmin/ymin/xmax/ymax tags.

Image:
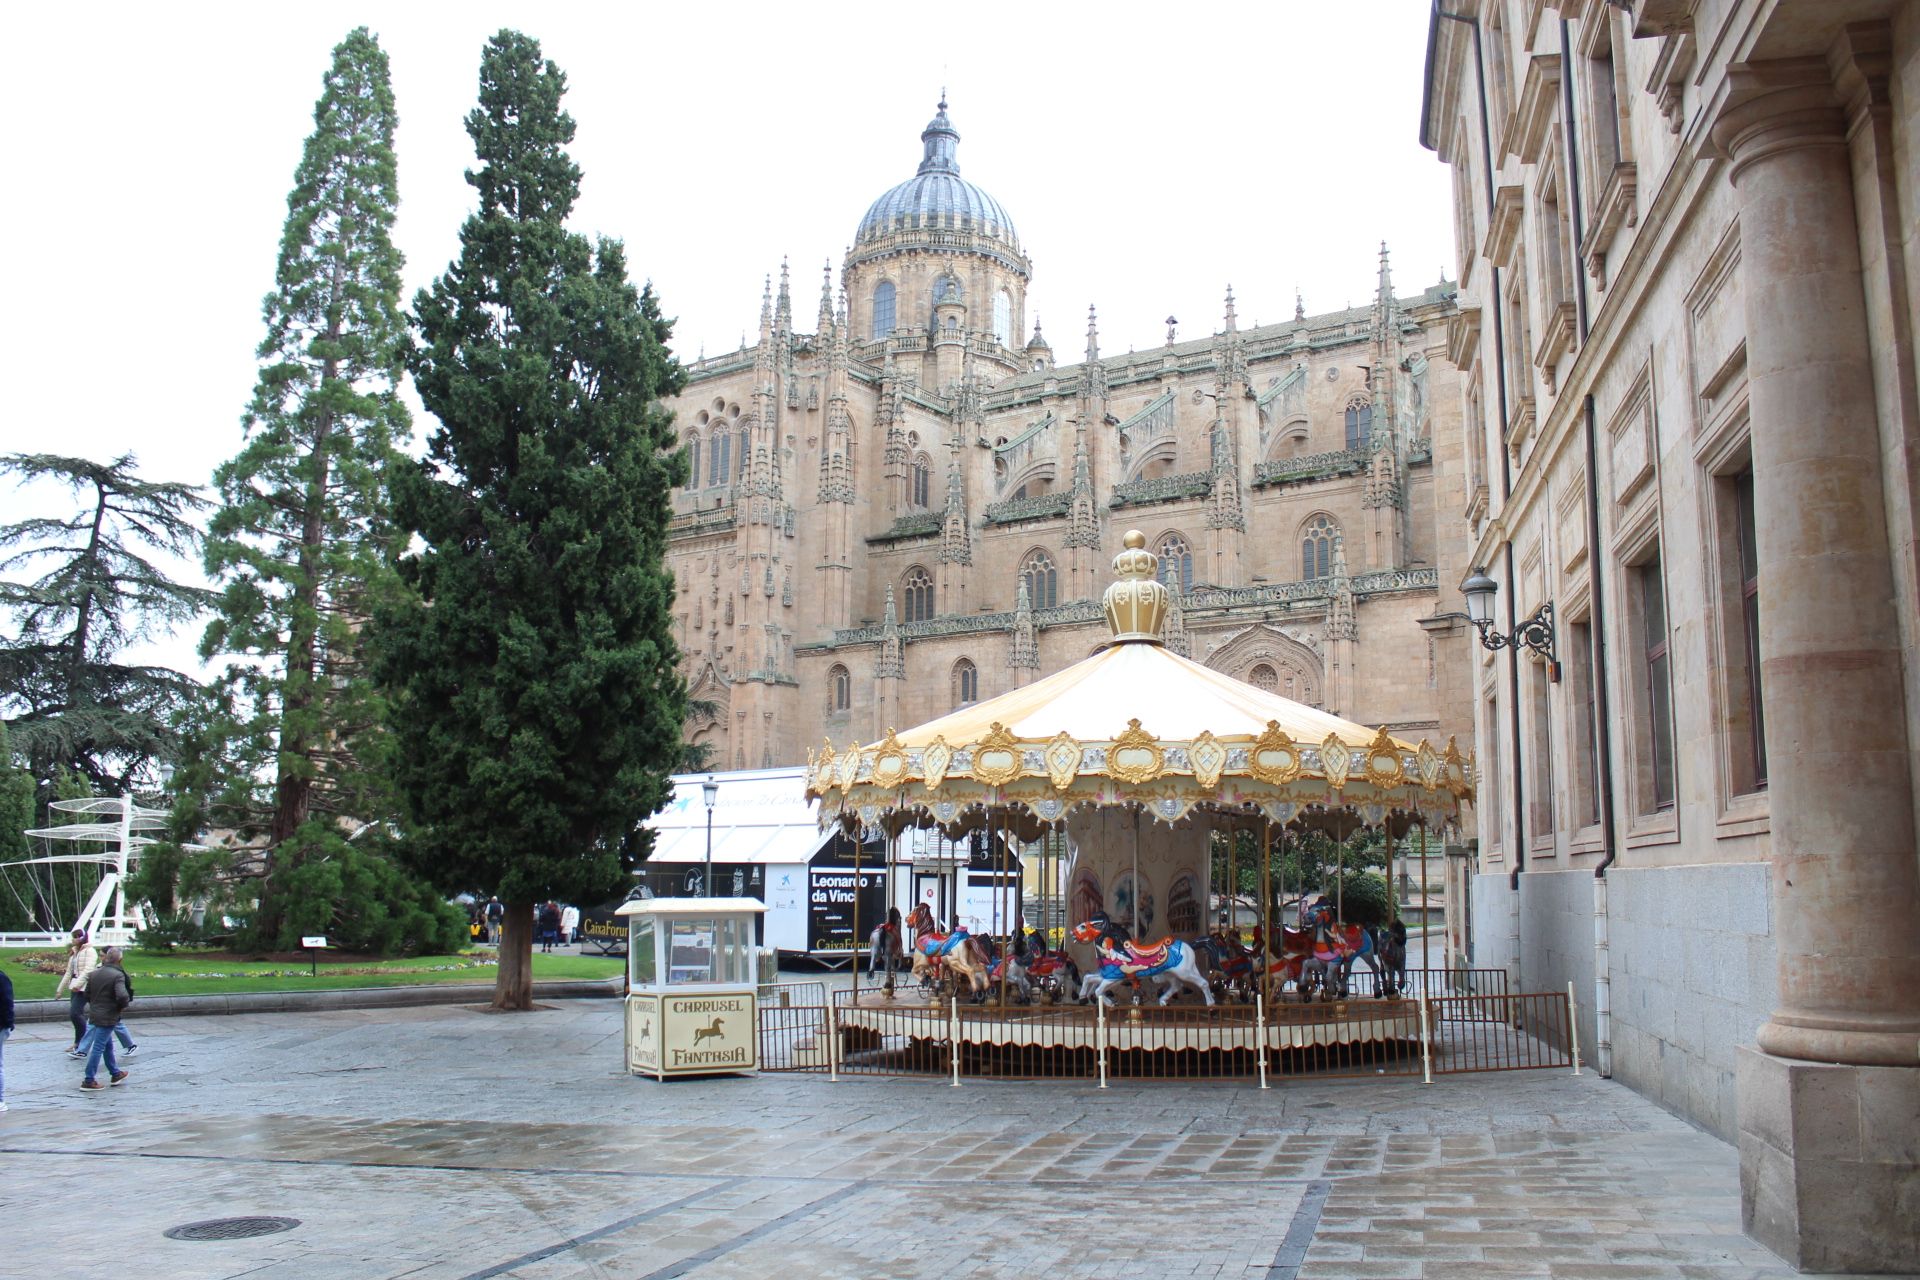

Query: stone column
<box><xmin>1711</xmin><ymin>57</ymin><xmax>1920</xmax><ymax>1275</ymax></box>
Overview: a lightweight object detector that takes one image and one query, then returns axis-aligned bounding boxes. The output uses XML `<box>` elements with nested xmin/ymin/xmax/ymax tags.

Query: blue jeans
<box><xmin>0</xmin><ymin>1026</ymin><xmax>10</xmax><ymax>1101</ymax></box>
<box><xmin>82</xmin><ymin>1024</ymin><xmax>121</xmax><ymax>1083</ymax></box>
<box><xmin>68</xmin><ymin>991</ymin><xmax>87</xmax><ymax>1046</ymax></box>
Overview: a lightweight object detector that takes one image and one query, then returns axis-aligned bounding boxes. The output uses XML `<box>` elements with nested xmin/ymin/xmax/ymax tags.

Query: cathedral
<box><xmin>666</xmin><ymin>99</ymin><xmax>1478</xmax><ymax>770</ymax></box>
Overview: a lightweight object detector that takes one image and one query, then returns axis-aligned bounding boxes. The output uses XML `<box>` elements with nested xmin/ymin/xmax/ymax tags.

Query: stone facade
<box><xmin>666</xmin><ymin>100</ymin><xmax>1477</xmax><ymax>777</ymax></box>
<box><xmin>1422</xmin><ymin>0</ymin><xmax>1920</xmax><ymax>1270</ymax></box>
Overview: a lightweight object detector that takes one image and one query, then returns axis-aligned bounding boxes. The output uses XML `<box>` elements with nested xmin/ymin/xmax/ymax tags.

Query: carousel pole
<box><xmin>1260</xmin><ymin>815</ymin><xmax>1273</xmax><ymax>1010</ymax></box>
<box><xmin>852</xmin><ymin>823</ymin><xmax>863</xmax><ymax>1003</ymax></box>
<box><xmin>1131</xmin><ymin>803</ymin><xmax>1142</xmax><ymax>939</ymax></box>
<box><xmin>996</xmin><ymin>804</ymin><xmax>1011</xmax><ymax>1007</ymax></box>
<box><xmin>1419</xmin><ymin>821</ymin><xmax>1430</xmax><ymax>985</ymax></box>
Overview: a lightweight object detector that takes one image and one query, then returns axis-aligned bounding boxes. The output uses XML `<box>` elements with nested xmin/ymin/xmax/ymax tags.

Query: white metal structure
<box><xmin>0</xmin><ymin>792</ymin><xmax>196</xmax><ymax>947</ymax></box>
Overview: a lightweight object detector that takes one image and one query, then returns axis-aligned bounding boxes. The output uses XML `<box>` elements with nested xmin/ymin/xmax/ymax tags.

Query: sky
<box><xmin>0</xmin><ymin>0</ymin><xmax>1453</xmax><ymax>677</ymax></box>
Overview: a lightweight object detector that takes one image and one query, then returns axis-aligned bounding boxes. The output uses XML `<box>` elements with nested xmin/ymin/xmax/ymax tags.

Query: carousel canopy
<box><xmin>806</xmin><ymin>531</ymin><xmax>1473</xmax><ymax>835</ymax></box>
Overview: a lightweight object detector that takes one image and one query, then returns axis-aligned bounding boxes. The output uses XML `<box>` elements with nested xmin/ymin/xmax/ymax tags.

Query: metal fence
<box><xmin>755</xmin><ymin>987</ymin><xmax>1577</xmax><ymax>1083</ymax></box>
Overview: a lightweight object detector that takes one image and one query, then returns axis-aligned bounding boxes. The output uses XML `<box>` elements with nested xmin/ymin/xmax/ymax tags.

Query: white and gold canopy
<box><xmin>805</xmin><ymin>531</ymin><xmax>1473</xmax><ymax>835</ymax></box>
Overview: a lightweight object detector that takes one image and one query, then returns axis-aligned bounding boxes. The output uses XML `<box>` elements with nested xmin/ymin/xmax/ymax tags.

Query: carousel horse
<box><xmin>1198</xmin><ymin>930</ymin><xmax>1258</xmax><ymax>1001</ymax></box>
<box><xmin>867</xmin><ymin>907</ymin><xmax>906</xmax><ymax>986</ymax></box>
<box><xmin>1374</xmin><ymin>921</ymin><xmax>1409</xmax><ymax>998</ymax></box>
<box><xmin>906</xmin><ymin>902</ymin><xmax>991</xmax><ymax>998</ymax></box>
<box><xmin>1070</xmin><ymin>919</ymin><xmax>1215</xmax><ymax>1007</ymax></box>
<box><xmin>984</xmin><ymin>952</ymin><xmax>1034</xmax><ymax>1002</ymax></box>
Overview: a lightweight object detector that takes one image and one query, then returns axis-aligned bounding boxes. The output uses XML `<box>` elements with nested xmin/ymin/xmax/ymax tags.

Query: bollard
<box><xmin>1568</xmin><ymin>981</ymin><xmax>1582</xmax><ymax>1076</ymax></box>
<box><xmin>1419</xmin><ymin>993</ymin><xmax>1433</xmax><ymax>1085</ymax></box>
<box><xmin>828</xmin><ymin>999</ymin><xmax>839</xmax><ymax>1083</ymax></box>
<box><xmin>1256</xmin><ymin>995</ymin><xmax>1270</xmax><ymax>1090</ymax></box>
<box><xmin>1097</xmin><ymin>1000</ymin><xmax>1109</xmax><ymax>1089</ymax></box>
<box><xmin>950</xmin><ymin>997</ymin><xmax>962</xmax><ymax>1087</ymax></box>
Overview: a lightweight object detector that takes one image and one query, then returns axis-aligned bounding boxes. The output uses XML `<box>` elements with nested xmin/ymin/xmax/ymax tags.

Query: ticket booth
<box><xmin>616</xmin><ymin>897</ymin><xmax>765</xmax><ymax>1080</ymax></box>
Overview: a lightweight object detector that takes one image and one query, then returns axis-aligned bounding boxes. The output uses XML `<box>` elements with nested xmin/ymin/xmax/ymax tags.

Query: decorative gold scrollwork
<box><xmin>921</xmin><ymin>735</ymin><xmax>954</xmax><ymax>790</ymax></box>
<box><xmin>1043</xmin><ymin>731</ymin><xmax>1083</xmax><ymax>792</ymax></box>
<box><xmin>1320</xmin><ymin>732</ymin><xmax>1351</xmax><ymax>791</ymax></box>
<box><xmin>1441</xmin><ymin>735</ymin><xmax>1471</xmax><ymax>798</ymax></box>
<box><xmin>1188</xmin><ymin>729</ymin><xmax>1227</xmax><ymax>792</ymax></box>
<box><xmin>1107</xmin><ymin>718</ymin><xmax>1166</xmax><ymax>784</ymax></box>
<box><xmin>1415</xmin><ymin>739</ymin><xmax>1442</xmax><ymax>791</ymax></box>
<box><xmin>837</xmin><ymin>746</ymin><xmax>862</xmax><ymax>794</ymax></box>
<box><xmin>1248</xmin><ymin>720</ymin><xmax>1302</xmax><ymax>785</ymax></box>
<box><xmin>970</xmin><ymin>722</ymin><xmax>1023</xmax><ymax>788</ymax></box>
<box><xmin>1364</xmin><ymin>726</ymin><xmax>1404</xmax><ymax>787</ymax></box>
<box><xmin>870</xmin><ymin>728</ymin><xmax>908</xmax><ymax>791</ymax></box>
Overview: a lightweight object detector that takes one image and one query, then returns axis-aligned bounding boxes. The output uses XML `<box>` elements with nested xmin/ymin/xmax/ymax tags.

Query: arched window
<box><xmin>1248</xmin><ymin>663</ymin><xmax>1279</xmax><ymax>692</ymax></box>
<box><xmin>1021</xmin><ymin>549</ymin><xmax>1059</xmax><ymax>610</ymax></box>
<box><xmin>1301</xmin><ymin>515</ymin><xmax>1338</xmax><ymax>580</ymax></box>
<box><xmin>902</xmin><ymin>567</ymin><xmax>935</xmax><ymax>623</ymax></box>
<box><xmin>686</xmin><ymin>434</ymin><xmax>701</xmax><ymax>489</ymax></box>
<box><xmin>1156</xmin><ymin>534</ymin><xmax>1194</xmax><ymax>593</ymax></box>
<box><xmin>871</xmin><ymin>281</ymin><xmax>896</xmax><ymax>338</ymax></box>
<box><xmin>708</xmin><ymin>431</ymin><xmax>730</xmax><ymax>486</ymax></box>
<box><xmin>827</xmin><ymin>664</ymin><xmax>851</xmax><ymax>713</ymax></box>
<box><xmin>1344</xmin><ymin>399</ymin><xmax>1373</xmax><ymax>451</ymax></box>
<box><xmin>911</xmin><ymin>454</ymin><xmax>932</xmax><ymax>508</ymax></box>
<box><xmin>992</xmin><ymin>290</ymin><xmax>1012</xmax><ymax>347</ymax></box>
<box><xmin>953</xmin><ymin>658</ymin><xmax>978</xmax><ymax>706</ymax></box>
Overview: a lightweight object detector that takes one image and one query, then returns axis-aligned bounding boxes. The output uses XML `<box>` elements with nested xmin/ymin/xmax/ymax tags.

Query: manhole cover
<box><xmin>164</xmin><ymin>1217</ymin><xmax>301</xmax><ymax>1242</ymax></box>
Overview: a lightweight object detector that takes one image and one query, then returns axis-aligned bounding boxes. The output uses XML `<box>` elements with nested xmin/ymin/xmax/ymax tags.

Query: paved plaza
<box><xmin>0</xmin><ymin>999</ymin><xmax>1900</xmax><ymax>1280</ymax></box>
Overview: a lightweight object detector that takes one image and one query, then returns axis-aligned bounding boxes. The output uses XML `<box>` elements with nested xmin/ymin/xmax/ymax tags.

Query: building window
<box><xmin>1714</xmin><ymin>465</ymin><xmax>1768</xmax><ymax>794</ymax></box>
<box><xmin>828</xmin><ymin>664</ymin><xmax>851</xmax><ymax>713</ymax></box>
<box><xmin>1301</xmin><ymin>515</ymin><xmax>1338</xmax><ymax>580</ymax></box>
<box><xmin>902</xmin><ymin>567</ymin><xmax>935</xmax><ymax>623</ymax></box>
<box><xmin>708</xmin><ymin>431</ymin><xmax>730</xmax><ymax>486</ymax></box>
<box><xmin>993</xmin><ymin>290</ymin><xmax>1012</xmax><ymax>347</ymax></box>
<box><xmin>1568</xmin><ymin>618</ymin><xmax>1600</xmax><ymax>829</ymax></box>
<box><xmin>1736</xmin><ymin>470</ymin><xmax>1765</xmax><ymax>788</ymax></box>
<box><xmin>1483</xmin><ymin>688</ymin><xmax>1503</xmax><ymax>856</ymax></box>
<box><xmin>1248</xmin><ymin>663</ymin><xmax>1278</xmax><ymax>693</ymax></box>
<box><xmin>871</xmin><ymin>281</ymin><xmax>896</xmax><ymax>338</ymax></box>
<box><xmin>953</xmin><ymin>658</ymin><xmax>978</xmax><ymax>706</ymax></box>
<box><xmin>1344</xmin><ymin>399</ymin><xmax>1373</xmax><ymax>451</ymax></box>
<box><xmin>686</xmin><ymin>434</ymin><xmax>701</xmax><ymax>489</ymax></box>
<box><xmin>1021</xmin><ymin>550</ymin><xmax>1058</xmax><ymax>610</ymax></box>
<box><xmin>1526</xmin><ymin>656</ymin><xmax>1553</xmax><ymax>840</ymax></box>
<box><xmin>911</xmin><ymin>454</ymin><xmax>932</xmax><ymax>508</ymax></box>
<box><xmin>1156</xmin><ymin>534</ymin><xmax>1194</xmax><ymax>593</ymax></box>
<box><xmin>738</xmin><ymin>428</ymin><xmax>751</xmax><ymax>481</ymax></box>
<box><xmin>1633</xmin><ymin>552</ymin><xmax>1677</xmax><ymax>813</ymax></box>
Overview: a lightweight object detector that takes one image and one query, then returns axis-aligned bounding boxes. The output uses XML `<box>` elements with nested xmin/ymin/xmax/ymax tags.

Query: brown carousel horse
<box><xmin>906</xmin><ymin>902</ymin><xmax>991</xmax><ymax>999</ymax></box>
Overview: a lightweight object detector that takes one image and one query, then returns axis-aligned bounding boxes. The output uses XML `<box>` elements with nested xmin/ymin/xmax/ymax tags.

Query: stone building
<box><xmin>666</xmin><ymin>99</ymin><xmax>1476</xmax><ymax>782</ymax></box>
<box><xmin>1421</xmin><ymin>0</ymin><xmax>1918</xmax><ymax>1270</ymax></box>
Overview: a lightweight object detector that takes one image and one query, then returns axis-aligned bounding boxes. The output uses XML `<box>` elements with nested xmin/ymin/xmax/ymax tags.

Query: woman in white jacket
<box><xmin>52</xmin><ymin>929</ymin><xmax>95</xmax><ymax>1056</ymax></box>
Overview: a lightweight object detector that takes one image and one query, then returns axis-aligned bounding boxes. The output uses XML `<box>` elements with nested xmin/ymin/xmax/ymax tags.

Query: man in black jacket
<box><xmin>0</xmin><ymin>962</ymin><xmax>13</xmax><ymax>1112</ymax></box>
<box><xmin>78</xmin><ymin>947</ymin><xmax>130</xmax><ymax>1091</ymax></box>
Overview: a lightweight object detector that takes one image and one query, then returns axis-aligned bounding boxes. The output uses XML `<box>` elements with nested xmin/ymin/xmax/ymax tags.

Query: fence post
<box><xmin>827</xmin><ymin>999</ymin><xmax>839</xmax><ymax>1083</ymax></box>
<box><xmin>1419</xmin><ymin>993</ymin><xmax>1433</xmax><ymax>1085</ymax></box>
<box><xmin>1097</xmin><ymin>999</ymin><xmax>1109</xmax><ymax>1089</ymax></box>
<box><xmin>1256</xmin><ymin>995</ymin><xmax>1270</xmax><ymax>1090</ymax></box>
<box><xmin>1568</xmin><ymin>981</ymin><xmax>1582</xmax><ymax>1076</ymax></box>
<box><xmin>950</xmin><ymin>996</ymin><xmax>962</xmax><ymax>1088</ymax></box>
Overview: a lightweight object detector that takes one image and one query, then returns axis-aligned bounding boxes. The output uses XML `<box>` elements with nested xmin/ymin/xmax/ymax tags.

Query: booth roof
<box><xmin>615</xmin><ymin>896</ymin><xmax>768</xmax><ymax>916</ymax></box>
<box><xmin>644</xmin><ymin>767</ymin><xmax>826</xmax><ymax>865</ymax></box>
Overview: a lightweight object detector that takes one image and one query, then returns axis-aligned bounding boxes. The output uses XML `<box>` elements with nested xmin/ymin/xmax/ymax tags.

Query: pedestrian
<box><xmin>52</xmin><ymin>928</ymin><xmax>96</xmax><ymax>1058</ymax></box>
<box><xmin>0</xmin><ymin>960</ymin><xmax>13</xmax><ymax>1113</ymax></box>
<box><xmin>539</xmin><ymin>901</ymin><xmax>561</xmax><ymax>953</ymax></box>
<box><xmin>560</xmin><ymin>902</ymin><xmax>580</xmax><ymax>946</ymax></box>
<box><xmin>77</xmin><ymin>946</ymin><xmax>131</xmax><ymax>1091</ymax></box>
<box><xmin>485</xmin><ymin>896</ymin><xmax>504</xmax><ymax>944</ymax></box>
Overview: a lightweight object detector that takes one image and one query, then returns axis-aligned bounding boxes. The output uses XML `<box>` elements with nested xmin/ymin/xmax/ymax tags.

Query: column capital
<box><xmin>1827</xmin><ymin>22</ymin><xmax>1894</xmax><ymax>137</ymax></box>
<box><xmin>1705</xmin><ymin>58</ymin><xmax>1846</xmax><ymax>183</ymax></box>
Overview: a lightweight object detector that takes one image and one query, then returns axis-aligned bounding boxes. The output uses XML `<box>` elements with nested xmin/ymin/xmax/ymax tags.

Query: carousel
<box><xmin>802</xmin><ymin>531</ymin><xmax>1474</xmax><ymax>1075</ymax></box>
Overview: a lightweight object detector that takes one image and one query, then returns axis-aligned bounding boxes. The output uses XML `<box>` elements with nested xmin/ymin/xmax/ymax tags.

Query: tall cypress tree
<box><xmin>378</xmin><ymin>30</ymin><xmax>688</xmax><ymax>1009</ymax></box>
<box><xmin>199</xmin><ymin>28</ymin><xmax>417</xmax><ymax>947</ymax></box>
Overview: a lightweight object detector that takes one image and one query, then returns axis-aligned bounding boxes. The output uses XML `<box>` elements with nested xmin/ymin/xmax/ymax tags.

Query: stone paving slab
<box><xmin>0</xmin><ymin>1002</ymin><xmax>1908</xmax><ymax>1280</ymax></box>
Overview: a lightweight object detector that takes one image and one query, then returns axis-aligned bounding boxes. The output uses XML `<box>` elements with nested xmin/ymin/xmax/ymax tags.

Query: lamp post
<box><xmin>701</xmin><ymin>775</ymin><xmax>719</xmax><ymax>895</ymax></box>
<box><xmin>1458</xmin><ymin>569</ymin><xmax>1560</xmax><ymax>682</ymax></box>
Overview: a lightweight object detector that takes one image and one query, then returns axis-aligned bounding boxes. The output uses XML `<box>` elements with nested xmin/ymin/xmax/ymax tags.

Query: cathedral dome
<box><xmin>854</xmin><ymin>100</ymin><xmax>1019</xmax><ymax>251</ymax></box>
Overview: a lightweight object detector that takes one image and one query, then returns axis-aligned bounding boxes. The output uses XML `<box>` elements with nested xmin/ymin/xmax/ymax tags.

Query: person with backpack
<box><xmin>77</xmin><ymin>946</ymin><xmax>131</xmax><ymax>1091</ymax></box>
<box><xmin>485</xmin><ymin>896</ymin><xmax>504</xmax><ymax>944</ymax></box>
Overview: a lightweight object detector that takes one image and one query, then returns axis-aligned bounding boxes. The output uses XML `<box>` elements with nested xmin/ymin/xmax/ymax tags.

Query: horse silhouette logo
<box><xmin>692</xmin><ymin>1017</ymin><xmax>726</xmax><ymax>1046</ymax></box>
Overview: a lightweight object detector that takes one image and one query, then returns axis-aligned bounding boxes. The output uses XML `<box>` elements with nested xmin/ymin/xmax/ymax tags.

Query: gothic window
<box><xmin>902</xmin><ymin>567</ymin><xmax>935</xmax><ymax>623</ymax></box>
<box><xmin>1248</xmin><ymin>663</ymin><xmax>1279</xmax><ymax>692</ymax></box>
<box><xmin>738</xmin><ymin>427</ymin><xmax>751</xmax><ymax>481</ymax></box>
<box><xmin>1344</xmin><ymin>399</ymin><xmax>1373</xmax><ymax>451</ymax></box>
<box><xmin>708</xmin><ymin>430</ymin><xmax>730</xmax><ymax>486</ymax></box>
<box><xmin>871</xmin><ymin>281</ymin><xmax>896</xmax><ymax>338</ymax></box>
<box><xmin>1301</xmin><ymin>515</ymin><xmax>1338</xmax><ymax>580</ymax></box>
<box><xmin>992</xmin><ymin>290</ymin><xmax>1012</xmax><ymax>347</ymax></box>
<box><xmin>1156</xmin><ymin>534</ymin><xmax>1194</xmax><ymax>593</ymax></box>
<box><xmin>1020</xmin><ymin>549</ymin><xmax>1058</xmax><ymax>610</ymax></box>
<box><xmin>911</xmin><ymin>453</ymin><xmax>932</xmax><ymax>508</ymax></box>
<box><xmin>827</xmin><ymin>664</ymin><xmax>851</xmax><ymax>713</ymax></box>
<box><xmin>953</xmin><ymin>658</ymin><xmax>978</xmax><ymax>706</ymax></box>
<box><xmin>686</xmin><ymin>433</ymin><xmax>701</xmax><ymax>489</ymax></box>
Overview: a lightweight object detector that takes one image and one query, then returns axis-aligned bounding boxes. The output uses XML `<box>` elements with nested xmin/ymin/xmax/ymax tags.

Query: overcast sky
<box><xmin>1</xmin><ymin>0</ymin><xmax>1452</xmax><ymax>676</ymax></box>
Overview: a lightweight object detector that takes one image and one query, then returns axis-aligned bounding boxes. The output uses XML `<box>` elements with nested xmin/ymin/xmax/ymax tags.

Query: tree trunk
<box><xmin>493</xmin><ymin>900</ymin><xmax>535</xmax><ymax>1010</ymax></box>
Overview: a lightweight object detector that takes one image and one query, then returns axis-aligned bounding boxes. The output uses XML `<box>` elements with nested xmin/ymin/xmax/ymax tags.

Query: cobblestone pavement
<box><xmin>0</xmin><ymin>1001</ymin><xmax>1900</xmax><ymax>1279</ymax></box>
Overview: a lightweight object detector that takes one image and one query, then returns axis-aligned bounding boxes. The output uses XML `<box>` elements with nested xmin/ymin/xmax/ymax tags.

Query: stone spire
<box><xmin>1009</xmin><ymin>577</ymin><xmax>1039</xmax><ymax>674</ymax></box>
<box><xmin>876</xmin><ymin>586</ymin><xmax>905</xmax><ymax>678</ymax></box>
<box><xmin>939</xmin><ymin>426</ymin><xmax>971</xmax><ymax>567</ymax></box>
<box><xmin>1163</xmin><ymin>585</ymin><xmax>1191</xmax><ymax>658</ymax></box>
<box><xmin>1295</xmin><ymin>288</ymin><xmax>1305</xmax><ymax>322</ymax></box>
<box><xmin>1065</xmin><ymin>417</ymin><xmax>1100</xmax><ymax>551</ymax></box>
<box><xmin>1327</xmin><ymin>536</ymin><xmax>1357</xmax><ymax>641</ymax></box>
<box><xmin>774</xmin><ymin>257</ymin><xmax>792</xmax><ymax>334</ymax></box>
<box><xmin>817</xmin><ymin>260</ymin><xmax>834</xmax><ymax>338</ymax></box>
<box><xmin>1082</xmin><ymin>304</ymin><xmax>1107</xmax><ymax>402</ymax></box>
<box><xmin>1223</xmin><ymin>284</ymin><xmax>1238</xmax><ymax>334</ymax></box>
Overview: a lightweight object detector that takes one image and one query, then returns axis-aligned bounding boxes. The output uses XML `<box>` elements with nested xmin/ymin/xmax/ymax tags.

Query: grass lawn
<box><xmin>1</xmin><ymin>947</ymin><xmax>622</xmax><ymax>999</ymax></box>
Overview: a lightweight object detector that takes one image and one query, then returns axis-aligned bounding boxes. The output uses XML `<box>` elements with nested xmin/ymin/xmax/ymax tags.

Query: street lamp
<box><xmin>1457</xmin><ymin>569</ymin><xmax>1560</xmax><ymax>682</ymax></box>
<box><xmin>701</xmin><ymin>775</ymin><xmax>720</xmax><ymax>894</ymax></box>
